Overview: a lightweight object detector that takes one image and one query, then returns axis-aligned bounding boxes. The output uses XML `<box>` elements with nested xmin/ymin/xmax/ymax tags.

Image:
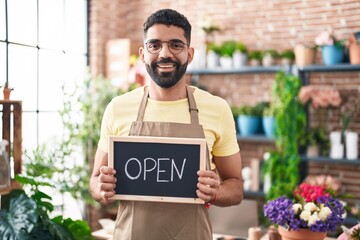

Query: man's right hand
<box><xmin>94</xmin><ymin>166</ymin><xmax>117</xmax><ymax>205</ymax></box>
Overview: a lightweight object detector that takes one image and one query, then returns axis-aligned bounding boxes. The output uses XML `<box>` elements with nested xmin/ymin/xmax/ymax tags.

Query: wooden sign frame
<box><xmin>108</xmin><ymin>136</ymin><xmax>207</xmax><ymax>204</ymax></box>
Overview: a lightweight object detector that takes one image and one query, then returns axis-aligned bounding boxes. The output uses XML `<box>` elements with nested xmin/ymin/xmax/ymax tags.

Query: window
<box><xmin>1</xmin><ymin>0</ymin><xmax>88</xmax><ymax>151</ymax></box>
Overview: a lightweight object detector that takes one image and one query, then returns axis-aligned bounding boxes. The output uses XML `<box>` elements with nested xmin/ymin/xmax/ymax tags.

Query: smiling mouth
<box><xmin>157</xmin><ymin>63</ymin><xmax>176</xmax><ymax>71</ymax></box>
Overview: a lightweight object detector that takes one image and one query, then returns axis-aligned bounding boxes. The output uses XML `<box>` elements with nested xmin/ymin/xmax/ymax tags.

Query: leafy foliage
<box><xmin>0</xmin><ymin>176</ymin><xmax>94</xmax><ymax>240</ymax></box>
<box><xmin>263</xmin><ymin>71</ymin><xmax>306</xmax><ymax>200</ymax></box>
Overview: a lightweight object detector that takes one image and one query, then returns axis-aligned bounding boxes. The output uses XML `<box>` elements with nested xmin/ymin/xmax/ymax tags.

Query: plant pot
<box><xmin>219</xmin><ymin>56</ymin><xmax>233</xmax><ymax>69</ymax></box>
<box><xmin>262</xmin><ymin>55</ymin><xmax>276</xmax><ymax>66</ymax></box>
<box><xmin>249</xmin><ymin>59</ymin><xmax>260</xmax><ymax>66</ymax></box>
<box><xmin>238</xmin><ymin>115</ymin><xmax>261</xmax><ymax>136</ymax></box>
<box><xmin>233</xmin><ymin>51</ymin><xmax>247</xmax><ymax>68</ymax></box>
<box><xmin>346</xmin><ymin>131</ymin><xmax>358</xmax><ymax>160</ymax></box>
<box><xmin>262</xmin><ymin>116</ymin><xmax>276</xmax><ymax>138</ymax></box>
<box><xmin>349</xmin><ymin>31</ymin><xmax>360</xmax><ymax>65</ymax></box>
<box><xmin>294</xmin><ymin>44</ymin><xmax>316</xmax><ymax>66</ymax></box>
<box><xmin>3</xmin><ymin>88</ymin><xmax>12</xmax><ymax>100</ymax></box>
<box><xmin>206</xmin><ymin>50</ymin><xmax>220</xmax><ymax>68</ymax></box>
<box><xmin>278</xmin><ymin>226</ymin><xmax>327</xmax><ymax>240</ymax></box>
<box><xmin>306</xmin><ymin>145</ymin><xmax>319</xmax><ymax>157</ymax></box>
<box><xmin>321</xmin><ymin>45</ymin><xmax>344</xmax><ymax>65</ymax></box>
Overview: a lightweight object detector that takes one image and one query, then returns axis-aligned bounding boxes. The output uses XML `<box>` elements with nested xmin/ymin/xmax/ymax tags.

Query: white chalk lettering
<box><xmin>124</xmin><ymin>157</ymin><xmax>187</xmax><ymax>182</ymax></box>
<box><xmin>157</xmin><ymin>158</ymin><xmax>170</xmax><ymax>182</ymax></box>
<box><xmin>144</xmin><ymin>157</ymin><xmax>156</xmax><ymax>180</ymax></box>
<box><xmin>171</xmin><ymin>158</ymin><xmax>186</xmax><ymax>181</ymax></box>
<box><xmin>125</xmin><ymin>158</ymin><xmax>141</xmax><ymax>180</ymax></box>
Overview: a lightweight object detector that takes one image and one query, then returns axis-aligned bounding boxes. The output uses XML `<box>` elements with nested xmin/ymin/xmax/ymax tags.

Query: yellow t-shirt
<box><xmin>98</xmin><ymin>86</ymin><xmax>239</xmax><ymax>166</ymax></box>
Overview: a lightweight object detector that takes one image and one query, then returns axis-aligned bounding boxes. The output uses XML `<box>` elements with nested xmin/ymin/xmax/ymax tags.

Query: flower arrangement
<box><xmin>315</xmin><ymin>31</ymin><xmax>344</xmax><ymax>47</ymax></box>
<box><xmin>299</xmin><ymin>85</ymin><xmax>342</xmax><ymax>109</ymax></box>
<box><xmin>264</xmin><ymin>183</ymin><xmax>346</xmax><ymax>232</ymax></box>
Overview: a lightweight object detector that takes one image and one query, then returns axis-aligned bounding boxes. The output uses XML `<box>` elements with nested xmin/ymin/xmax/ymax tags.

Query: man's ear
<box><xmin>187</xmin><ymin>47</ymin><xmax>195</xmax><ymax>64</ymax></box>
<box><xmin>139</xmin><ymin>47</ymin><xmax>145</xmax><ymax>63</ymax></box>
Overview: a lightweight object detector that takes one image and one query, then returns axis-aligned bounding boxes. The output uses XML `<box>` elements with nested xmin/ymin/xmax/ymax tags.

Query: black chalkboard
<box><xmin>108</xmin><ymin>136</ymin><xmax>207</xmax><ymax>204</ymax></box>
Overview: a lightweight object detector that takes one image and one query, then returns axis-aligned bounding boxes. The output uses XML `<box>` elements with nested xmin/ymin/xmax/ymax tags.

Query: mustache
<box><xmin>156</xmin><ymin>58</ymin><xmax>178</xmax><ymax>65</ymax></box>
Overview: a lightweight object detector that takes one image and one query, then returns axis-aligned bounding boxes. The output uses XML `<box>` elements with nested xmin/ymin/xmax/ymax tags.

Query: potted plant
<box><xmin>1</xmin><ymin>82</ymin><xmax>14</xmax><ymax>100</ymax></box>
<box><xmin>233</xmin><ymin>41</ymin><xmax>248</xmax><ymax>68</ymax></box>
<box><xmin>262</xmin><ymin>49</ymin><xmax>278</xmax><ymax>66</ymax></box>
<box><xmin>237</xmin><ymin>104</ymin><xmax>262</xmax><ymax>136</ymax></box>
<box><xmin>219</xmin><ymin>41</ymin><xmax>236</xmax><ymax>69</ymax></box>
<box><xmin>264</xmin><ymin>182</ymin><xmax>346</xmax><ymax>240</ymax></box>
<box><xmin>248</xmin><ymin>50</ymin><xmax>262</xmax><ymax>66</ymax></box>
<box><xmin>279</xmin><ymin>49</ymin><xmax>295</xmax><ymax>66</ymax></box>
<box><xmin>294</xmin><ymin>44</ymin><xmax>316</xmax><ymax>66</ymax></box>
<box><xmin>206</xmin><ymin>42</ymin><xmax>221</xmax><ymax>68</ymax></box>
<box><xmin>230</xmin><ymin>105</ymin><xmax>241</xmax><ymax>134</ymax></box>
<box><xmin>262</xmin><ymin>104</ymin><xmax>278</xmax><ymax>138</ymax></box>
<box><xmin>315</xmin><ymin>31</ymin><xmax>345</xmax><ymax>65</ymax></box>
<box><xmin>298</xmin><ymin>127</ymin><xmax>329</xmax><ymax>157</ymax></box>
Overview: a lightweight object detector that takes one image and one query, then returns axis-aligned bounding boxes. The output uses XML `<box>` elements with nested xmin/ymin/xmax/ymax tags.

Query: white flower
<box><xmin>318</xmin><ymin>206</ymin><xmax>332</xmax><ymax>221</ymax></box>
<box><xmin>300</xmin><ymin>210</ymin><xmax>312</xmax><ymax>221</ymax></box>
<box><xmin>308</xmin><ymin>212</ymin><xmax>321</xmax><ymax>226</ymax></box>
<box><xmin>304</xmin><ymin>202</ymin><xmax>318</xmax><ymax>212</ymax></box>
<box><xmin>292</xmin><ymin>203</ymin><xmax>303</xmax><ymax>214</ymax></box>
<box><xmin>315</xmin><ymin>31</ymin><xmax>334</xmax><ymax>46</ymax></box>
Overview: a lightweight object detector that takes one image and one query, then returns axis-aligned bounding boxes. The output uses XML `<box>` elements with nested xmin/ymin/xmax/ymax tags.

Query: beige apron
<box><xmin>113</xmin><ymin>86</ymin><xmax>212</xmax><ymax>240</ymax></box>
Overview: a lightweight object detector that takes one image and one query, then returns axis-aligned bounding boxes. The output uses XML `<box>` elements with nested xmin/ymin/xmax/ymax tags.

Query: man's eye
<box><xmin>170</xmin><ymin>42</ymin><xmax>184</xmax><ymax>49</ymax></box>
<box><xmin>149</xmin><ymin>42</ymin><xmax>161</xmax><ymax>49</ymax></box>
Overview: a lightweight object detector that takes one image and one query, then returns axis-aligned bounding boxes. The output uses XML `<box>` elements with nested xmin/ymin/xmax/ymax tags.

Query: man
<box><xmin>90</xmin><ymin>9</ymin><xmax>243</xmax><ymax>240</ymax></box>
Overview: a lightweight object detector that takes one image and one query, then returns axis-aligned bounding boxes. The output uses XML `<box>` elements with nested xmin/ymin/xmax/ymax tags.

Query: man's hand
<box><xmin>196</xmin><ymin>170</ymin><xmax>220</xmax><ymax>203</ymax></box>
<box><xmin>94</xmin><ymin>166</ymin><xmax>117</xmax><ymax>204</ymax></box>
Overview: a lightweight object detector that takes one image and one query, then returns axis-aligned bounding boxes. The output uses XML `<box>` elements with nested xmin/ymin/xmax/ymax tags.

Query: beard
<box><xmin>145</xmin><ymin>58</ymin><xmax>188</xmax><ymax>89</ymax></box>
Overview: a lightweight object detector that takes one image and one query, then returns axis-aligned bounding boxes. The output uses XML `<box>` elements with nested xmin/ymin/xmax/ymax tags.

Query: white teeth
<box><xmin>158</xmin><ymin>64</ymin><xmax>175</xmax><ymax>68</ymax></box>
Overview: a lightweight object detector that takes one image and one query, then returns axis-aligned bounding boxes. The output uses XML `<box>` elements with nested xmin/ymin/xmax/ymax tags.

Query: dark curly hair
<box><xmin>143</xmin><ymin>9</ymin><xmax>191</xmax><ymax>45</ymax></box>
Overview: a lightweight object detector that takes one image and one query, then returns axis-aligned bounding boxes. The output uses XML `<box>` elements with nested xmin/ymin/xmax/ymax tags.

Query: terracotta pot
<box><xmin>3</xmin><ymin>88</ymin><xmax>12</xmax><ymax>100</ymax></box>
<box><xmin>349</xmin><ymin>32</ymin><xmax>360</xmax><ymax>65</ymax></box>
<box><xmin>294</xmin><ymin>44</ymin><xmax>316</xmax><ymax>67</ymax></box>
<box><xmin>278</xmin><ymin>226</ymin><xmax>327</xmax><ymax>240</ymax></box>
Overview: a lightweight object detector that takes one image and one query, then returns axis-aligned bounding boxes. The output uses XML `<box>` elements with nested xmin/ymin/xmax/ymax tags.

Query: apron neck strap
<box><xmin>136</xmin><ymin>85</ymin><xmax>200</xmax><ymax>125</ymax></box>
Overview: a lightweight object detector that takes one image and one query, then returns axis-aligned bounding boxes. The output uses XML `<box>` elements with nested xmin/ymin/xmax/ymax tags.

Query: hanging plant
<box><xmin>262</xmin><ymin>71</ymin><xmax>306</xmax><ymax>200</ymax></box>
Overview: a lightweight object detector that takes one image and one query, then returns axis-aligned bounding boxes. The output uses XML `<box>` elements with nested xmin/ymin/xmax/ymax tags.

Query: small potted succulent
<box><xmin>1</xmin><ymin>81</ymin><xmax>14</xmax><ymax>100</ymax></box>
<box><xmin>262</xmin><ymin>49</ymin><xmax>279</xmax><ymax>66</ymax></box>
<box><xmin>248</xmin><ymin>50</ymin><xmax>263</xmax><ymax>66</ymax></box>
<box><xmin>280</xmin><ymin>49</ymin><xmax>295</xmax><ymax>66</ymax></box>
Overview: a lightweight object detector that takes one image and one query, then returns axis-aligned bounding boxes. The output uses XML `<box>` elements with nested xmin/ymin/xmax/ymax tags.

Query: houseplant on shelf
<box><xmin>280</xmin><ymin>49</ymin><xmax>295</xmax><ymax>66</ymax></box>
<box><xmin>315</xmin><ymin>31</ymin><xmax>345</xmax><ymax>65</ymax></box>
<box><xmin>262</xmin><ymin>49</ymin><xmax>278</xmax><ymax>67</ymax></box>
<box><xmin>233</xmin><ymin>41</ymin><xmax>248</xmax><ymax>68</ymax></box>
<box><xmin>219</xmin><ymin>40</ymin><xmax>236</xmax><ymax>69</ymax></box>
<box><xmin>264</xmin><ymin>182</ymin><xmax>346</xmax><ymax>240</ymax></box>
<box><xmin>0</xmin><ymin>81</ymin><xmax>14</xmax><ymax>100</ymax></box>
<box><xmin>237</xmin><ymin>104</ymin><xmax>262</xmax><ymax>136</ymax></box>
<box><xmin>248</xmin><ymin>50</ymin><xmax>263</xmax><ymax>66</ymax></box>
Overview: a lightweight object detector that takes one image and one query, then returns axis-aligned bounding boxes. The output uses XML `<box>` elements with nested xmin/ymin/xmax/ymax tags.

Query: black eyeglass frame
<box><xmin>145</xmin><ymin>40</ymin><xmax>190</xmax><ymax>55</ymax></box>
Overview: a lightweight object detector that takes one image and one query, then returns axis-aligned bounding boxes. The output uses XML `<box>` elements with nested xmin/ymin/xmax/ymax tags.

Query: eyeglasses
<box><xmin>145</xmin><ymin>40</ymin><xmax>189</xmax><ymax>55</ymax></box>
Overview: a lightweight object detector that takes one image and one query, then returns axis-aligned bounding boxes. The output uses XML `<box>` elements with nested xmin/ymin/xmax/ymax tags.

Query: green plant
<box><xmin>235</xmin><ymin>42</ymin><xmax>248</xmax><ymax>54</ymax></box>
<box><xmin>248</xmin><ymin>50</ymin><xmax>263</xmax><ymax>60</ymax></box>
<box><xmin>230</xmin><ymin>105</ymin><xmax>241</xmax><ymax>117</ymax></box>
<box><xmin>206</xmin><ymin>42</ymin><xmax>221</xmax><ymax>55</ymax></box>
<box><xmin>238</xmin><ymin>105</ymin><xmax>262</xmax><ymax>117</ymax></box>
<box><xmin>263</xmin><ymin>104</ymin><xmax>278</xmax><ymax>117</ymax></box>
<box><xmin>263</xmin><ymin>49</ymin><xmax>278</xmax><ymax>58</ymax></box>
<box><xmin>280</xmin><ymin>49</ymin><xmax>295</xmax><ymax>60</ymax></box>
<box><xmin>262</xmin><ymin>71</ymin><xmax>306</xmax><ymax>200</ymax></box>
<box><xmin>0</xmin><ymin>176</ymin><xmax>93</xmax><ymax>240</ymax></box>
<box><xmin>219</xmin><ymin>41</ymin><xmax>237</xmax><ymax>57</ymax></box>
<box><xmin>298</xmin><ymin>127</ymin><xmax>328</xmax><ymax>147</ymax></box>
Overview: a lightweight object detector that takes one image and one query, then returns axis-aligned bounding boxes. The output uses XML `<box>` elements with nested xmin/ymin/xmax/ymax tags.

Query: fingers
<box><xmin>197</xmin><ymin>170</ymin><xmax>220</xmax><ymax>202</ymax></box>
<box><xmin>98</xmin><ymin>166</ymin><xmax>117</xmax><ymax>204</ymax></box>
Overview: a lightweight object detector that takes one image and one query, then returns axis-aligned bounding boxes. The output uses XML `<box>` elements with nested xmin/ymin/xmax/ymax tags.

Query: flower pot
<box><xmin>232</xmin><ymin>51</ymin><xmax>247</xmax><ymax>68</ymax></box>
<box><xmin>262</xmin><ymin>55</ymin><xmax>276</xmax><ymax>66</ymax></box>
<box><xmin>349</xmin><ymin>31</ymin><xmax>360</xmax><ymax>65</ymax></box>
<box><xmin>321</xmin><ymin>45</ymin><xmax>344</xmax><ymax>65</ymax></box>
<box><xmin>306</xmin><ymin>145</ymin><xmax>320</xmax><ymax>157</ymax></box>
<box><xmin>294</xmin><ymin>44</ymin><xmax>316</xmax><ymax>66</ymax></box>
<box><xmin>278</xmin><ymin>226</ymin><xmax>327</xmax><ymax>240</ymax></box>
<box><xmin>219</xmin><ymin>56</ymin><xmax>233</xmax><ymax>69</ymax></box>
<box><xmin>3</xmin><ymin>88</ymin><xmax>12</xmax><ymax>100</ymax></box>
<box><xmin>346</xmin><ymin>131</ymin><xmax>358</xmax><ymax>160</ymax></box>
<box><xmin>206</xmin><ymin>50</ymin><xmax>220</xmax><ymax>68</ymax></box>
<box><xmin>262</xmin><ymin>116</ymin><xmax>276</xmax><ymax>138</ymax></box>
<box><xmin>238</xmin><ymin>115</ymin><xmax>261</xmax><ymax>136</ymax></box>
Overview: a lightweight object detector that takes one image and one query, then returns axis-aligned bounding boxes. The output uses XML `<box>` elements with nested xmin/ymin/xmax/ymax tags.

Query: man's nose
<box><xmin>158</xmin><ymin>42</ymin><xmax>173</xmax><ymax>58</ymax></box>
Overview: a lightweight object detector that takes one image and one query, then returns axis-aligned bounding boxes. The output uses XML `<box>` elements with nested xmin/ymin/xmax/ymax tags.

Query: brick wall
<box><xmin>89</xmin><ymin>0</ymin><xmax>360</xmax><ymax>209</ymax></box>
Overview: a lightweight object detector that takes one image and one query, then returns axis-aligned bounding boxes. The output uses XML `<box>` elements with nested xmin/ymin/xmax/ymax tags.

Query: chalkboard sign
<box><xmin>108</xmin><ymin>136</ymin><xmax>207</xmax><ymax>204</ymax></box>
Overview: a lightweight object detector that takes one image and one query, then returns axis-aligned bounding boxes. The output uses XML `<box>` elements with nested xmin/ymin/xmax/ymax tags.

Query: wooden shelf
<box><xmin>187</xmin><ymin>65</ymin><xmax>289</xmax><ymax>75</ymax></box>
<box><xmin>237</xmin><ymin>134</ymin><xmax>275</xmax><ymax>143</ymax></box>
<box><xmin>0</xmin><ymin>100</ymin><xmax>22</xmax><ymax>195</ymax></box>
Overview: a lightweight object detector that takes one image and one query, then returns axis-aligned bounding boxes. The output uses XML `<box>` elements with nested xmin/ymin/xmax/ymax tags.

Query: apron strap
<box><xmin>136</xmin><ymin>85</ymin><xmax>200</xmax><ymax>125</ymax></box>
<box><xmin>186</xmin><ymin>85</ymin><xmax>200</xmax><ymax>125</ymax></box>
<box><xmin>136</xmin><ymin>86</ymin><xmax>150</xmax><ymax>122</ymax></box>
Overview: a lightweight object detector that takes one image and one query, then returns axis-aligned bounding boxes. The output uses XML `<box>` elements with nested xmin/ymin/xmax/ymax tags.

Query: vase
<box><xmin>349</xmin><ymin>31</ymin><xmax>360</xmax><ymax>65</ymax></box>
<box><xmin>262</xmin><ymin>116</ymin><xmax>276</xmax><ymax>138</ymax></box>
<box><xmin>346</xmin><ymin>131</ymin><xmax>358</xmax><ymax>160</ymax></box>
<box><xmin>294</xmin><ymin>44</ymin><xmax>316</xmax><ymax>66</ymax></box>
<box><xmin>3</xmin><ymin>88</ymin><xmax>12</xmax><ymax>100</ymax></box>
<box><xmin>321</xmin><ymin>45</ymin><xmax>344</xmax><ymax>65</ymax></box>
<box><xmin>238</xmin><ymin>115</ymin><xmax>261</xmax><ymax>136</ymax></box>
<box><xmin>278</xmin><ymin>226</ymin><xmax>327</xmax><ymax>240</ymax></box>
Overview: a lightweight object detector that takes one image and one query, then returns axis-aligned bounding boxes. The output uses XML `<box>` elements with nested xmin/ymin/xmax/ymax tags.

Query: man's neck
<box><xmin>148</xmin><ymin>82</ymin><xmax>188</xmax><ymax>101</ymax></box>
